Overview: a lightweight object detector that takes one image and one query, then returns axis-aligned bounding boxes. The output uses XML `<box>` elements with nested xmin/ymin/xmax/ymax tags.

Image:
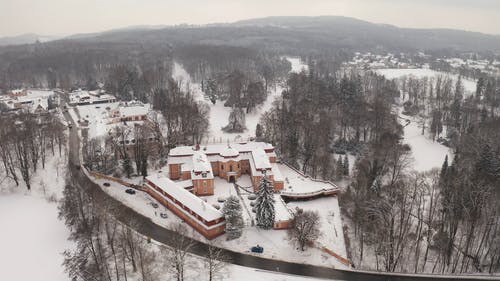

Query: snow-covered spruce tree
<box><xmin>122</xmin><ymin>155</ymin><xmax>133</xmax><ymax>178</ymax></box>
<box><xmin>343</xmin><ymin>154</ymin><xmax>349</xmax><ymax>176</ymax></box>
<box><xmin>255</xmin><ymin>174</ymin><xmax>275</xmax><ymax>229</ymax></box>
<box><xmin>222</xmin><ymin>195</ymin><xmax>244</xmax><ymax>240</ymax></box>
<box><xmin>335</xmin><ymin>155</ymin><xmax>343</xmax><ymax>180</ymax></box>
<box><xmin>222</xmin><ymin>107</ymin><xmax>246</xmax><ymax>133</ymax></box>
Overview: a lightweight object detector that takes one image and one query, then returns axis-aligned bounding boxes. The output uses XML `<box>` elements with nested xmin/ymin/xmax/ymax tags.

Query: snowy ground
<box><xmin>399</xmin><ymin>110</ymin><xmax>452</xmax><ymax>172</ymax></box>
<box><xmin>0</xmin><ymin>194</ymin><xmax>72</xmax><ymax>281</ymax></box>
<box><xmin>374</xmin><ymin>68</ymin><xmax>462</xmax><ymax>172</ymax></box>
<box><xmin>98</xmin><ymin>172</ymin><xmax>349</xmax><ymax>269</ymax></box>
<box><xmin>0</xmin><ymin>152</ymin><xmax>72</xmax><ymax>281</ymax></box>
<box><xmin>279</xmin><ymin>163</ymin><xmax>338</xmax><ymax>194</ymax></box>
<box><xmin>172</xmin><ymin>57</ymin><xmax>308</xmax><ymax>143</ymax></box>
<box><xmin>376</xmin><ymin>68</ymin><xmax>477</xmax><ymax>95</ymax></box>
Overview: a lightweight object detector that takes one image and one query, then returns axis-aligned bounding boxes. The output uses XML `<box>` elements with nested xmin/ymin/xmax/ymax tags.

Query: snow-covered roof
<box><xmin>251</xmin><ymin>149</ymin><xmax>272</xmax><ymax>170</ymax></box>
<box><xmin>271</xmin><ymin>163</ymin><xmax>284</xmax><ymax>181</ymax></box>
<box><xmin>169</xmin><ymin>142</ymin><xmax>274</xmax><ymax>157</ymax></box>
<box><xmin>274</xmin><ymin>194</ymin><xmax>292</xmax><ymax>222</ymax></box>
<box><xmin>192</xmin><ymin>152</ymin><xmax>211</xmax><ymax>172</ymax></box>
<box><xmin>220</xmin><ymin>146</ymin><xmax>239</xmax><ymax>157</ymax></box>
<box><xmin>145</xmin><ymin>175</ymin><xmax>223</xmax><ymax>222</ymax></box>
<box><xmin>118</xmin><ymin>103</ymin><xmax>150</xmax><ymax>117</ymax></box>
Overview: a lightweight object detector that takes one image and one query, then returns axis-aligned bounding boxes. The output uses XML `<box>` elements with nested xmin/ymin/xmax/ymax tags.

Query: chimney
<box><xmin>195</xmin><ymin>144</ymin><xmax>200</xmax><ymax>151</ymax></box>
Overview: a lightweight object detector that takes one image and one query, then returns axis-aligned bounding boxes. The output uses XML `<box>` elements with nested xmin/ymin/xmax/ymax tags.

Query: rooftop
<box><xmin>145</xmin><ymin>175</ymin><xmax>223</xmax><ymax>222</ymax></box>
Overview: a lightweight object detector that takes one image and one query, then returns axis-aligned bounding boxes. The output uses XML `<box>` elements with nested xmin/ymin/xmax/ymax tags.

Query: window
<box><xmin>221</xmin><ymin>164</ymin><xmax>224</xmax><ymax>170</ymax></box>
<box><xmin>230</xmin><ymin>165</ymin><xmax>233</xmax><ymax>172</ymax></box>
<box><xmin>202</xmin><ymin>172</ymin><xmax>207</xmax><ymax>178</ymax></box>
<box><xmin>203</xmin><ymin>181</ymin><xmax>207</xmax><ymax>187</ymax></box>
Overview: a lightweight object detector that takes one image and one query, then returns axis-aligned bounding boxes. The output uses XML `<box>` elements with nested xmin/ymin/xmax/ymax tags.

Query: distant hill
<box><xmin>0</xmin><ymin>33</ymin><xmax>59</xmax><ymax>46</ymax></box>
<box><xmin>59</xmin><ymin>16</ymin><xmax>500</xmax><ymax>53</ymax></box>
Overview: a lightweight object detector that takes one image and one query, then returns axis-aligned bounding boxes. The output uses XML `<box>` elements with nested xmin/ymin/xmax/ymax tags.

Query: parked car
<box><xmin>251</xmin><ymin>245</ymin><xmax>264</xmax><ymax>253</ymax></box>
<box><xmin>151</xmin><ymin>202</ymin><xmax>159</xmax><ymax>208</ymax></box>
<box><xmin>103</xmin><ymin>182</ymin><xmax>110</xmax><ymax>187</ymax></box>
<box><xmin>160</xmin><ymin>213</ymin><xmax>168</xmax><ymax>219</ymax></box>
<box><xmin>125</xmin><ymin>189</ymin><xmax>136</xmax><ymax>195</ymax></box>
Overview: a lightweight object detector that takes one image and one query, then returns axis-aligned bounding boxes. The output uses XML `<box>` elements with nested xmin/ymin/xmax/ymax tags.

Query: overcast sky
<box><xmin>1</xmin><ymin>0</ymin><xmax>499</xmax><ymax>37</ymax></box>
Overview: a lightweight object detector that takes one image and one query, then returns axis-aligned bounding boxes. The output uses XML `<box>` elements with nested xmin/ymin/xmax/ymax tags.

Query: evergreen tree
<box><xmin>122</xmin><ymin>155</ymin><xmax>133</xmax><ymax>178</ymax></box>
<box><xmin>343</xmin><ymin>155</ymin><xmax>349</xmax><ymax>176</ymax></box>
<box><xmin>255</xmin><ymin>123</ymin><xmax>263</xmax><ymax>141</ymax></box>
<box><xmin>335</xmin><ymin>156</ymin><xmax>343</xmax><ymax>179</ymax></box>
<box><xmin>222</xmin><ymin>195</ymin><xmax>244</xmax><ymax>240</ymax></box>
<box><xmin>141</xmin><ymin>158</ymin><xmax>148</xmax><ymax>178</ymax></box>
<box><xmin>440</xmin><ymin>155</ymin><xmax>449</xmax><ymax>179</ymax></box>
<box><xmin>255</xmin><ymin>174</ymin><xmax>275</xmax><ymax>229</ymax></box>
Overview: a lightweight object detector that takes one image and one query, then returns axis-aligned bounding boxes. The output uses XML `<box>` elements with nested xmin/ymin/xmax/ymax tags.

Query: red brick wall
<box><xmin>193</xmin><ymin>179</ymin><xmax>214</xmax><ymax>196</ymax></box>
<box><xmin>169</xmin><ymin>164</ymin><xmax>181</xmax><ymax>180</ymax></box>
<box><xmin>144</xmin><ymin>183</ymin><xmax>225</xmax><ymax>239</ymax></box>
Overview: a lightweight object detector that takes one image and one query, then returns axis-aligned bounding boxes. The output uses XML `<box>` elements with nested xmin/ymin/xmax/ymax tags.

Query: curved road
<box><xmin>63</xmin><ymin>109</ymin><xmax>498</xmax><ymax>281</ymax></box>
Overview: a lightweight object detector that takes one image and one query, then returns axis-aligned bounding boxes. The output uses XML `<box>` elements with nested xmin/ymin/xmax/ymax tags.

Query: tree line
<box><xmin>0</xmin><ymin>111</ymin><xmax>65</xmax><ymax>190</ymax></box>
<box><xmin>258</xmin><ymin>65</ymin><xmax>400</xmax><ymax>181</ymax></box>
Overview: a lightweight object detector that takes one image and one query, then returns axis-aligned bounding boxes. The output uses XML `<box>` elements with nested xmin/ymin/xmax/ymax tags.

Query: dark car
<box><xmin>125</xmin><ymin>189</ymin><xmax>136</xmax><ymax>195</ymax></box>
<box><xmin>103</xmin><ymin>182</ymin><xmax>111</xmax><ymax>187</ymax></box>
<box><xmin>151</xmin><ymin>202</ymin><xmax>159</xmax><ymax>209</ymax></box>
<box><xmin>251</xmin><ymin>245</ymin><xmax>264</xmax><ymax>253</ymax></box>
<box><xmin>160</xmin><ymin>213</ymin><xmax>168</xmax><ymax>219</ymax></box>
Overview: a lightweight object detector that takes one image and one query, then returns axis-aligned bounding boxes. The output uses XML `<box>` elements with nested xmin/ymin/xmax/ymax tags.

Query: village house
<box><xmin>167</xmin><ymin>142</ymin><xmax>284</xmax><ymax>196</ymax></box>
<box><xmin>68</xmin><ymin>89</ymin><xmax>116</xmax><ymax>106</ymax></box>
<box><xmin>0</xmin><ymin>89</ymin><xmax>59</xmax><ymax>113</ymax></box>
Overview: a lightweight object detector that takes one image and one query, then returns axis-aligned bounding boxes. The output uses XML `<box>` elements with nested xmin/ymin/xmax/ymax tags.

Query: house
<box><xmin>144</xmin><ymin>175</ymin><xmax>226</xmax><ymax>239</ymax></box>
<box><xmin>168</xmin><ymin>142</ymin><xmax>284</xmax><ymax>196</ymax></box>
<box><xmin>1</xmin><ymin>89</ymin><xmax>58</xmax><ymax>113</ymax></box>
<box><xmin>68</xmin><ymin>89</ymin><xmax>116</xmax><ymax>106</ymax></box>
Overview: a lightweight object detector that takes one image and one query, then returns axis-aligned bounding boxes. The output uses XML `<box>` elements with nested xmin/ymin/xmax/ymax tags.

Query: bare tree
<box><xmin>164</xmin><ymin>223</ymin><xmax>195</xmax><ymax>281</ymax></box>
<box><xmin>205</xmin><ymin>243</ymin><xmax>228</xmax><ymax>281</ymax></box>
<box><xmin>287</xmin><ymin>209</ymin><xmax>321</xmax><ymax>251</ymax></box>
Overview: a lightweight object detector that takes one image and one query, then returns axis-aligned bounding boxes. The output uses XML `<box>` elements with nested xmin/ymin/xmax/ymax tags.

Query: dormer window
<box><xmin>202</xmin><ymin>172</ymin><xmax>207</xmax><ymax>178</ymax></box>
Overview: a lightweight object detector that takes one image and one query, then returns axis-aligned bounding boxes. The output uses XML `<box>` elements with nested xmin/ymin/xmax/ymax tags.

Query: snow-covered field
<box><xmin>0</xmin><ymin>152</ymin><xmax>72</xmax><ymax>281</ymax></box>
<box><xmin>0</xmin><ymin>194</ymin><xmax>72</xmax><ymax>281</ymax></box>
<box><xmin>172</xmin><ymin>57</ymin><xmax>308</xmax><ymax>142</ymax></box>
<box><xmin>399</xmin><ymin>111</ymin><xmax>452</xmax><ymax>171</ymax></box>
<box><xmin>376</xmin><ymin>68</ymin><xmax>477</xmax><ymax>95</ymax></box>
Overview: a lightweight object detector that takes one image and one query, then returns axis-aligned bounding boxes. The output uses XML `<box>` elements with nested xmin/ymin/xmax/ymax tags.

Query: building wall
<box><xmin>181</xmin><ymin>171</ymin><xmax>191</xmax><ymax>180</ymax></box>
<box><xmin>211</xmin><ymin>161</ymin><xmax>219</xmax><ymax>176</ymax></box>
<box><xmin>240</xmin><ymin>159</ymin><xmax>250</xmax><ymax>174</ymax></box>
<box><xmin>144</xmin><ymin>182</ymin><xmax>225</xmax><ymax>239</ymax></box>
<box><xmin>273</xmin><ymin>220</ymin><xmax>290</xmax><ymax>230</ymax></box>
<box><xmin>169</xmin><ymin>164</ymin><xmax>181</xmax><ymax>180</ymax></box>
<box><xmin>193</xmin><ymin>178</ymin><xmax>214</xmax><ymax>196</ymax></box>
<box><xmin>218</xmin><ymin>159</ymin><xmax>241</xmax><ymax>181</ymax></box>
